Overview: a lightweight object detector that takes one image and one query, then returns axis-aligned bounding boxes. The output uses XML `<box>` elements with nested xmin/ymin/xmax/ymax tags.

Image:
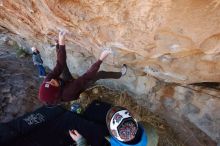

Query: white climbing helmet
<box><xmin>106</xmin><ymin>106</ymin><xmax>138</xmax><ymax>142</ymax></box>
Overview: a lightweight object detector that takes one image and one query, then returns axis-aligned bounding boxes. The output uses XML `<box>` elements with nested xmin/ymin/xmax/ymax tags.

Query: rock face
<box><xmin>147</xmin><ymin>85</ymin><xmax>220</xmax><ymax>146</ymax></box>
<box><xmin>0</xmin><ymin>0</ymin><xmax>220</xmax><ymax>145</ymax></box>
<box><xmin>0</xmin><ymin>42</ymin><xmax>42</xmax><ymax>122</ymax></box>
<box><xmin>0</xmin><ymin>0</ymin><xmax>220</xmax><ymax>84</ymax></box>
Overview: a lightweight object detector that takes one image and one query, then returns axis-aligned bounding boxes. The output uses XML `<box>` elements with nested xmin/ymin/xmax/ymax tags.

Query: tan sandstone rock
<box><xmin>0</xmin><ymin>0</ymin><xmax>220</xmax><ymax>144</ymax></box>
<box><xmin>0</xmin><ymin>0</ymin><xmax>219</xmax><ymax>84</ymax></box>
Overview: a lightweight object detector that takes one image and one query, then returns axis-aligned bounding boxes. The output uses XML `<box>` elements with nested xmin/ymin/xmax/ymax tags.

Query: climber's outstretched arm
<box><xmin>45</xmin><ymin>32</ymin><xmax>66</xmax><ymax>81</ymax></box>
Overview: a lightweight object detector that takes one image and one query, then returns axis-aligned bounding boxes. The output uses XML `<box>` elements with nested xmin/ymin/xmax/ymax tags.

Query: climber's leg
<box><xmin>39</xmin><ymin>65</ymin><xmax>46</xmax><ymax>76</ymax></box>
<box><xmin>93</xmin><ymin>64</ymin><xmax>127</xmax><ymax>82</ymax></box>
<box><xmin>84</xmin><ymin>65</ymin><xmax>127</xmax><ymax>89</ymax></box>
<box><xmin>81</xmin><ymin>71</ymin><xmax>121</xmax><ymax>90</ymax></box>
<box><xmin>37</xmin><ymin>65</ymin><xmax>42</xmax><ymax>77</ymax></box>
<box><xmin>93</xmin><ymin>71</ymin><xmax>122</xmax><ymax>81</ymax></box>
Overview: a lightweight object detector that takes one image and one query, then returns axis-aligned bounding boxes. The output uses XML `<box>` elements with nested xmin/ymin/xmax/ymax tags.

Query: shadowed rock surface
<box><xmin>0</xmin><ymin>42</ymin><xmax>42</xmax><ymax>122</ymax></box>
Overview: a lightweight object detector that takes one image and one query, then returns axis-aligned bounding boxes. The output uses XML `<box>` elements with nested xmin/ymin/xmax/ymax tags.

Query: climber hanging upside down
<box><xmin>39</xmin><ymin>31</ymin><xmax>127</xmax><ymax>105</ymax></box>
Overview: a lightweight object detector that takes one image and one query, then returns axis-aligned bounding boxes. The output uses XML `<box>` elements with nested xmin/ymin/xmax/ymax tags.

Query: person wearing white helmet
<box><xmin>106</xmin><ymin>106</ymin><xmax>140</xmax><ymax>143</ymax></box>
<box><xmin>31</xmin><ymin>47</ymin><xmax>46</xmax><ymax>78</ymax></box>
<box><xmin>69</xmin><ymin>101</ymin><xmax>158</xmax><ymax>146</ymax></box>
<box><xmin>106</xmin><ymin>106</ymin><xmax>146</xmax><ymax>146</ymax></box>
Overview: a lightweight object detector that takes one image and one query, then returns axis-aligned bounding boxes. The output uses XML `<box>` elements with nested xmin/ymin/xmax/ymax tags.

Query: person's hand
<box><xmin>59</xmin><ymin>31</ymin><xmax>66</xmax><ymax>45</ymax></box>
<box><xmin>99</xmin><ymin>49</ymin><xmax>112</xmax><ymax>61</ymax></box>
<box><xmin>69</xmin><ymin>130</ymin><xmax>82</xmax><ymax>142</ymax></box>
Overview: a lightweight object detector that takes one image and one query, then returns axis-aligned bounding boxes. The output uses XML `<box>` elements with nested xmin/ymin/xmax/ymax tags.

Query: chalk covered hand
<box><xmin>59</xmin><ymin>31</ymin><xmax>66</xmax><ymax>45</ymax></box>
<box><xmin>99</xmin><ymin>49</ymin><xmax>112</xmax><ymax>61</ymax></box>
<box><xmin>69</xmin><ymin>130</ymin><xmax>82</xmax><ymax>142</ymax></box>
<box><xmin>69</xmin><ymin>130</ymin><xmax>87</xmax><ymax>146</ymax></box>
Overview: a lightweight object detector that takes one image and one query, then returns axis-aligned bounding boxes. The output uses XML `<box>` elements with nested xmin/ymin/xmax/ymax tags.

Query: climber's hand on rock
<box><xmin>99</xmin><ymin>50</ymin><xmax>111</xmax><ymax>61</ymax></box>
<box><xmin>59</xmin><ymin>31</ymin><xmax>66</xmax><ymax>45</ymax></box>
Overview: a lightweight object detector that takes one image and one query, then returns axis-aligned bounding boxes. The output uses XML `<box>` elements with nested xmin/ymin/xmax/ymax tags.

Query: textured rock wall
<box><xmin>0</xmin><ymin>41</ymin><xmax>41</xmax><ymax>122</ymax></box>
<box><xmin>0</xmin><ymin>0</ymin><xmax>220</xmax><ymax>145</ymax></box>
<box><xmin>1</xmin><ymin>0</ymin><xmax>220</xmax><ymax>84</ymax></box>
